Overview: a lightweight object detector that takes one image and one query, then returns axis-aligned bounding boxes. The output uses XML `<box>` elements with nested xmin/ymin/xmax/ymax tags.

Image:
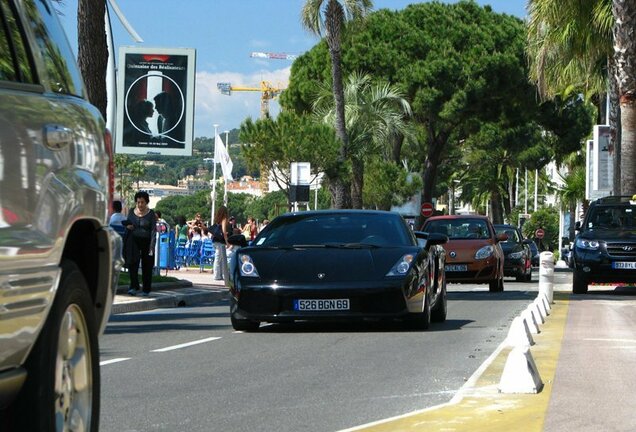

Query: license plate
<box><xmin>612</xmin><ymin>262</ymin><xmax>636</xmax><ymax>270</ymax></box>
<box><xmin>293</xmin><ymin>299</ymin><xmax>350</xmax><ymax>311</ymax></box>
<box><xmin>445</xmin><ymin>264</ymin><xmax>468</xmax><ymax>272</ymax></box>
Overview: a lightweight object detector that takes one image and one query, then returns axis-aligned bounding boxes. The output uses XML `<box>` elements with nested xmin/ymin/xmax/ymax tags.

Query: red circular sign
<box><xmin>535</xmin><ymin>228</ymin><xmax>545</xmax><ymax>239</ymax></box>
<box><xmin>421</xmin><ymin>202</ymin><xmax>434</xmax><ymax>218</ymax></box>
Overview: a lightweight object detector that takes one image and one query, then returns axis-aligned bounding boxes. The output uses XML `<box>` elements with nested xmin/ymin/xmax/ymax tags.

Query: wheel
<box><xmin>431</xmin><ymin>269</ymin><xmax>447</xmax><ymax>322</ymax></box>
<box><xmin>231</xmin><ymin>313</ymin><xmax>260</xmax><ymax>332</ymax></box>
<box><xmin>573</xmin><ymin>269</ymin><xmax>589</xmax><ymax>294</ymax></box>
<box><xmin>15</xmin><ymin>260</ymin><xmax>100</xmax><ymax>431</ymax></box>
<box><xmin>489</xmin><ymin>277</ymin><xmax>504</xmax><ymax>292</ymax></box>
<box><xmin>524</xmin><ymin>271</ymin><xmax>532</xmax><ymax>282</ymax></box>
<box><xmin>408</xmin><ymin>290</ymin><xmax>431</xmax><ymax>330</ymax></box>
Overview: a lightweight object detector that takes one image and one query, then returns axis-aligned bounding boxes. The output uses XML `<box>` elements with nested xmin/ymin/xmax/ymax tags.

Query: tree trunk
<box><xmin>608</xmin><ymin>59</ymin><xmax>622</xmax><ymax>196</ymax></box>
<box><xmin>613</xmin><ymin>0</ymin><xmax>636</xmax><ymax>196</ymax></box>
<box><xmin>490</xmin><ymin>188</ymin><xmax>504</xmax><ymax>224</ymax></box>
<box><xmin>568</xmin><ymin>201</ymin><xmax>576</xmax><ymax>240</ymax></box>
<box><xmin>326</xmin><ymin>1</ymin><xmax>351</xmax><ymax>208</ymax></box>
<box><xmin>77</xmin><ymin>0</ymin><xmax>108</xmax><ymax>119</ymax></box>
<box><xmin>351</xmin><ymin>157</ymin><xmax>364</xmax><ymax>209</ymax></box>
<box><xmin>391</xmin><ymin>134</ymin><xmax>404</xmax><ymax>164</ymax></box>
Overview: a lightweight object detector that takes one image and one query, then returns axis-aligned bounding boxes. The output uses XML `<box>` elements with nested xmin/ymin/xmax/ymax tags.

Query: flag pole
<box><xmin>223</xmin><ymin>130</ymin><xmax>229</xmax><ymax>205</ymax></box>
<box><xmin>211</xmin><ymin>123</ymin><xmax>219</xmax><ymax>225</ymax></box>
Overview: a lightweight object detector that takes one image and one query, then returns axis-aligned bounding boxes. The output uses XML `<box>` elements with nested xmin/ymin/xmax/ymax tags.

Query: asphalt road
<box><xmin>99</xmin><ymin>278</ymin><xmax>538</xmax><ymax>432</ymax></box>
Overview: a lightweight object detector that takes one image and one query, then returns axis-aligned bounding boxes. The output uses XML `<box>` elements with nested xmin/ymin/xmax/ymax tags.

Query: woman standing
<box><xmin>125</xmin><ymin>191</ymin><xmax>157</xmax><ymax>296</ymax></box>
<box><xmin>175</xmin><ymin>215</ymin><xmax>189</xmax><ymax>245</ymax></box>
<box><xmin>212</xmin><ymin>205</ymin><xmax>230</xmax><ymax>282</ymax></box>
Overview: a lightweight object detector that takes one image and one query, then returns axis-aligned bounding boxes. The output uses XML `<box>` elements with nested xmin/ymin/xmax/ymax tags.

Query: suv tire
<box><xmin>573</xmin><ymin>269</ymin><xmax>589</xmax><ymax>294</ymax></box>
<box><xmin>15</xmin><ymin>260</ymin><xmax>99</xmax><ymax>431</ymax></box>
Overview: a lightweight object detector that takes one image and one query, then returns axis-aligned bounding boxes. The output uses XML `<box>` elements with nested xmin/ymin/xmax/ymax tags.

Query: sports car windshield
<box><xmin>587</xmin><ymin>205</ymin><xmax>636</xmax><ymax>230</ymax></box>
<box><xmin>253</xmin><ymin>213</ymin><xmax>413</xmax><ymax>247</ymax></box>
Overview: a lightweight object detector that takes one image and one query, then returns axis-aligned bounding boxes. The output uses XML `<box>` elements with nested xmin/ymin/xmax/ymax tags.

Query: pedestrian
<box><xmin>124</xmin><ymin>191</ymin><xmax>157</xmax><ymax>296</ymax></box>
<box><xmin>109</xmin><ymin>200</ymin><xmax>126</xmax><ymax>226</ymax></box>
<box><xmin>175</xmin><ymin>215</ymin><xmax>188</xmax><ymax>246</ymax></box>
<box><xmin>211</xmin><ymin>205</ymin><xmax>230</xmax><ymax>282</ymax></box>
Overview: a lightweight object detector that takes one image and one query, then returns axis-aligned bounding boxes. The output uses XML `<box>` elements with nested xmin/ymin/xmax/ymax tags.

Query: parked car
<box><xmin>227</xmin><ymin>210</ymin><xmax>448</xmax><ymax>331</ymax></box>
<box><xmin>0</xmin><ymin>1</ymin><xmax>122</xmax><ymax>430</ymax></box>
<box><xmin>571</xmin><ymin>195</ymin><xmax>636</xmax><ymax>293</ymax></box>
<box><xmin>529</xmin><ymin>240</ymin><xmax>540</xmax><ymax>267</ymax></box>
<box><xmin>421</xmin><ymin>215</ymin><xmax>506</xmax><ymax>292</ymax></box>
<box><xmin>494</xmin><ymin>224</ymin><xmax>533</xmax><ymax>282</ymax></box>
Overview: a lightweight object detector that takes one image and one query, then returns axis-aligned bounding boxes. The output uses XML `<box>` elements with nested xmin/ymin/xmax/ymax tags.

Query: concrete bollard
<box><xmin>528</xmin><ymin>302</ymin><xmax>545</xmax><ymax>325</ymax></box>
<box><xmin>534</xmin><ymin>297</ymin><xmax>549</xmax><ymax>318</ymax></box>
<box><xmin>539</xmin><ymin>251</ymin><xmax>554</xmax><ymax>303</ymax></box>
<box><xmin>521</xmin><ymin>308</ymin><xmax>540</xmax><ymax>334</ymax></box>
<box><xmin>498</xmin><ymin>346</ymin><xmax>544</xmax><ymax>394</ymax></box>
<box><xmin>539</xmin><ymin>292</ymin><xmax>551</xmax><ymax>313</ymax></box>
<box><xmin>506</xmin><ymin>316</ymin><xmax>535</xmax><ymax>348</ymax></box>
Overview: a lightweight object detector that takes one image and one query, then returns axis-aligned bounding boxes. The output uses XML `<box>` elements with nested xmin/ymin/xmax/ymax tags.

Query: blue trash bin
<box><xmin>158</xmin><ymin>232</ymin><xmax>170</xmax><ymax>269</ymax></box>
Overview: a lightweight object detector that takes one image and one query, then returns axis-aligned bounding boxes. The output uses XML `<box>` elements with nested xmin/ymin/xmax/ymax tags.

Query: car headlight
<box><xmin>475</xmin><ymin>245</ymin><xmax>494</xmax><ymax>260</ymax></box>
<box><xmin>508</xmin><ymin>251</ymin><xmax>524</xmax><ymax>259</ymax></box>
<box><xmin>386</xmin><ymin>254</ymin><xmax>415</xmax><ymax>276</ymax></box>
<box><xmin>575</xmin><ymin>238</ymin><xmax>600</xmax><ymax>250</ymax></box>
<box><xmin>238</xmin><ymin>254</ymin><xmax>260</xmax><ymax>277</ymax></box>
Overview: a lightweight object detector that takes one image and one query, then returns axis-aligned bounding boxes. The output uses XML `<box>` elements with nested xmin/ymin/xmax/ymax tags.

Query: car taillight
<box><xmin>104</xmin><ymin>128</ymin><xmax>114</xmax><ymax>204</ymax></box>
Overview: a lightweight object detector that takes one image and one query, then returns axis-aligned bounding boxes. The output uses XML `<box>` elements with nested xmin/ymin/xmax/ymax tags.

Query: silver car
<box><xmin>0</xmin><ymin>0</ymin><xmax>122</xmax><ymax>430</ymax></box>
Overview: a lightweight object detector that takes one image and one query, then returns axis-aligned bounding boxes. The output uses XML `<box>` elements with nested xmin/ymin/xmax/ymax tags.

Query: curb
<box><xmin>111</xmin><ymin>288</ymin><xmax>228</xmax><ymax>314</ymax></box>
<box><xmin>115</xmin><ymin>279</ymin><xmax>194</xmax><ymax>295</ymax></box>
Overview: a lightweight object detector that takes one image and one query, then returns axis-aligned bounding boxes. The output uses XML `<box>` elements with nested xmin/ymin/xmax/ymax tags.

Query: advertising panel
<box><xmin>115</xmin><ymin>47</ymin><xmax>196</xmax><ymax>156</ymax></box>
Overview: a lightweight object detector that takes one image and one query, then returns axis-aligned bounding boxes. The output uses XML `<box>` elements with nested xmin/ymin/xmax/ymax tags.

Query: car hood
<box><xmin>242</xmin><ymin>247</ymin><xmax>415</xmax><ymax>282</ymax></box>
<box><xmin>442</xmin><ymin>239</ymin><xmax>494</xmax><ymax>262</ymax></box>
<box><xmin>500</xmin><ymin>242</ymin><xmax>523</xmax><ymax>254</ymax></box>
<box><xmin>579</xmin><ymin>229</ymin><xmax>636</xmax><ymax>241</ymax></box>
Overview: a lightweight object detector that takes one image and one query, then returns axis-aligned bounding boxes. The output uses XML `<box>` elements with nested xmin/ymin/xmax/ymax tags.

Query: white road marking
<box><xmin>100</xmin><ymin>357</ymin><xmax>131</xmax><ymax>366</ymax></box>
<box><xmin>151</xmin><ymin>337</ymin><xmax>221</xmax><ymax>352</ymax></box>
<box><xmin>584</xmin><ymin>338</ymin><xmax>636</xmax><ymax>344</ymax></box>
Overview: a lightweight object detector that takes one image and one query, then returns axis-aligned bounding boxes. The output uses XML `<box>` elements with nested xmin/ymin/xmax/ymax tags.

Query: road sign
<box><xmin>535</xmin><ymin>228</ymin><xmax>545</xmax><ymax>239</ymax></box>
<box><xmin>421</xmin><ymin>202</ymin><xmax>434</xmax><ymax>218</ymax></box>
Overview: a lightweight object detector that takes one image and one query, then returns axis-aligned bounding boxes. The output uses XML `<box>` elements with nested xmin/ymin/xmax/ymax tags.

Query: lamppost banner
<box><xmin>115</xmin><ymin>47</ymin><xmax>196</xmax><ymax>156</ymax></box>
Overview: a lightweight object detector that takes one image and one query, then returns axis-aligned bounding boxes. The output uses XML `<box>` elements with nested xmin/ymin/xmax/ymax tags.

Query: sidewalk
<box><xmin>112</xmin><ymin>268</ymin><xmax>228</xmax><ymax>314</ymax></box>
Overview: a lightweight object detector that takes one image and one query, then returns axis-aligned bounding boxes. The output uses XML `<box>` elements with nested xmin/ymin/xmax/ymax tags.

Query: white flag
<box><xmin>214</xmin><ymin>133</ymin><xmax>233</xmax><ymax>181</ymax></box>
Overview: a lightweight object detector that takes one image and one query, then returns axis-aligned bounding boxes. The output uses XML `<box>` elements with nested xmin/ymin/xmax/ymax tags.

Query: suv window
<box><xmin>0</xmin><ymin>0</ymin><xmax>35</xmax><ymax>83</ymax></box>
<box><xmin>586</xmin><ymin>205</ymin><xmax>636</xmax><ymax>230</ymax></box>
<box><xmin>22</xmin><ymin>0</ymin><xmax>83</xmax><ymax>96</ymax></box>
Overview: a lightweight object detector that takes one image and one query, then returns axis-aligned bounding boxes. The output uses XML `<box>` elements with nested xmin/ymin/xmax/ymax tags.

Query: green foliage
<box><xmin>363</xmin><ymin>158</ymin><xmax>422</xmax><ymax>210</ymax></box>
<box><xmin>239</xmin><ymin>112</ymin><xmax>343</xmax><ymax>189</ymax></box>
<box><xmin>521</xmin><ymin>206</ymin><xmax>559</xmax><ymax>251</ymax></box>
<box><xmin>153</xmin><ymin>190</ymin><xmax>212</xmax><ymax>226</ymax></box>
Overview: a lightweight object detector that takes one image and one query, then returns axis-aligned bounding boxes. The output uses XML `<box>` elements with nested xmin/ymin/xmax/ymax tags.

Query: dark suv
<box><xmin>0</xmin><ymin>0</ymin><xmax>122</xmax><ymax>430</ymax></box>
<box><xmin>571</xmin><ymin>196</ymin><xmax>636</xmax><ymax>293</ymax></box>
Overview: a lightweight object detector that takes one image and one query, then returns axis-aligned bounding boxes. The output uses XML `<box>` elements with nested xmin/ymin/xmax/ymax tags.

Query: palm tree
<box><xmin>527</xmin><ymin>0</ymin><xmax>636</xmax><ymax>195</ymax></box>
<box><xmin>312</xmin><ymin>72</ymin><xmax>412</xmax><ymax>208</ymax></box>
<box><xmin>301</xmin><ymin>0</ymin><xmax>373</xmax><ymax>208</ymax></box>
<box><xmin>612</xmin><ymin>0</ymin><xmax>636</xmax><ymax>195</ymax></box>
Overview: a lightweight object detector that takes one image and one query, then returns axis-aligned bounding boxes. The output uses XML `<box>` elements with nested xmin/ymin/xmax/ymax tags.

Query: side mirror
<box><xmin>496</xmin><ymin>233</ymin><xmax>508</xmax><ymax>242</ymax></box>
<box><xmin>414</xmin><ymin>231</ymin><xmax>448</xmax><ymax>246</ymax></box>
<box><xmin>227</xmin><ymin>234</ymin><xmax>248</xmax><ymax>247</ymax></box>
<box><xmin>522</xmin><ymin>239</ymin><xmax>533</xmax><ymax>245</ymax></box>
<box><xmin>575</xmin><ymin>221</ymin><xmax>581</xmax><ymax>231</ymax></box>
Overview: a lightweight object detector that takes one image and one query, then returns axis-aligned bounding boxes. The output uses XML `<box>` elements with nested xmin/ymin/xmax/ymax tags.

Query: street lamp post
<box><xmin>211</xmin><ymin>123</ymin><xmax>219</xmax><ymax>224</ymax></box>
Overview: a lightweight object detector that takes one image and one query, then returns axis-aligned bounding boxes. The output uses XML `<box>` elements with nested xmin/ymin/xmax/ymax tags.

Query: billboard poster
<box><xmin>115</xmin><ymin>47</ymin><xmax>196</xmax><ymax>156</ymax></box>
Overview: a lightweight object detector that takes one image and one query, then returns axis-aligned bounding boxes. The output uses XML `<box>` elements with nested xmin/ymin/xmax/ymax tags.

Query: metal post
<box><xmin>211</xmin><ymin>124</ymin><xmax>219</xmax><ymax>224</ymax></box>
<box><xmin>515</xmin><ymin>168</ymin><xmax>519</xmax><ymax>207</ymax></box>
<box><xmin>534</xmin><ymin>169</ymin><xmax>539</xmax><ymax>212</ymax></box>
<box><xmin>223</xmin><ymin>130</ymin><xmax>229</xmax><ymax>206</ymax></box>
<box><xmin>524</xmin><ymin>168</ymin><xmax>528</xmax><ymax>215</ymax></box>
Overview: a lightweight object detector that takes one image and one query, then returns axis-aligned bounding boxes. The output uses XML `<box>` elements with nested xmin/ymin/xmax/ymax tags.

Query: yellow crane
<box><xmin>216</xmin><ymin>81</ymin><xmax>285</xmax><ymax>119</ymax></box>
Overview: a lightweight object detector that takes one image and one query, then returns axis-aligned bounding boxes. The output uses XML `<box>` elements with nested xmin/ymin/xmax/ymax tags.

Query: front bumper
<box><xmin>232</xmin><ymin>279</ymin><xmax>415</xmax><ymax>322</ymax></box>
<box><xmin>573</xmin><ymin>248</ymin><xmax>636</xmax><ymax>284</ymax></box>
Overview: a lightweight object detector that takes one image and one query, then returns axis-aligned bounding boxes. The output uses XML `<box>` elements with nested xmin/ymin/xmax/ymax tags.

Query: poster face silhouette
<box><xmin>116</xmin><ymin>47</ymin><xmax>196</xmax><ymax>156</ymax></box>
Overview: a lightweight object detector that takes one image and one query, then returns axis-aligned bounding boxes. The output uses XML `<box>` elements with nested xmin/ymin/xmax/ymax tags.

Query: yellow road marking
<box><xmin>343</xmin><ymin>294</ymin><xmax>570</xmax><ymax>432</ymax></box>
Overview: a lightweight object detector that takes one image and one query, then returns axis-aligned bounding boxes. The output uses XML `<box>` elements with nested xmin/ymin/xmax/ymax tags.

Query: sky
<box><xmin>57</xmin><ymin>0</ymin><xmax>527</xmax><ymax>139</ymax></box>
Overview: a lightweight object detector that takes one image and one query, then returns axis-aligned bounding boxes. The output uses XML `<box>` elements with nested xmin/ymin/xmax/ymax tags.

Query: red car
<box><xmin>421</xmin><ymin>215</ymin><xmax>506</xmax><ymax>292</ymax></box>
